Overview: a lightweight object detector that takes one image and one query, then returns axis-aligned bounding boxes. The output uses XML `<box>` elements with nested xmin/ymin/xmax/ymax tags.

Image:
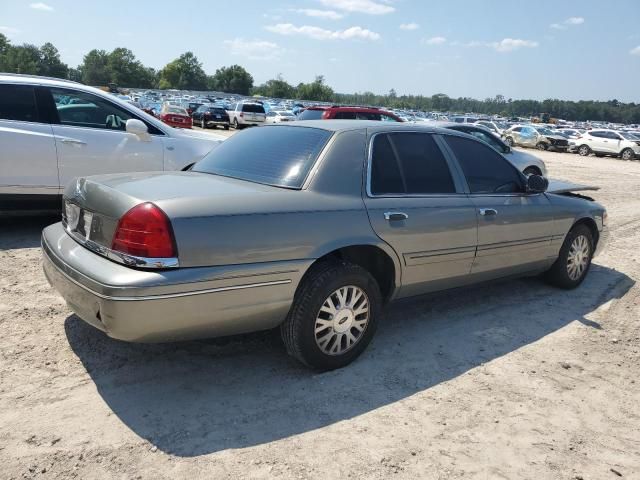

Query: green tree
<box><xmin>209</xmin><ymin>64</ymin><xmax>253</xmax><ymax>95</ymax></box>
<box><xmin>79</xmin><ymin>49</ymin><xmax>110</xmax><ymax>85</ymax></box>
<box><xmin>296</xmin><ymin>75</ymin><xmax>334</xmax><ymax>102</ymax></box>
<box><xmin>39</xmin><ymin>42</ymin><xmax>68</xmax><ymax>78</ymax></box>
<box><xmin>0</xmin><ymin>33</ymin><xmax>9</xmax><ymax>70</ymax></box>
<box><xmin>158</xmin><ymin>52</ymin><xmax>207</xmax><ymax>90</ymax></box>
<box><xmin>107</xmin><ymin>48</ymin><xmax>155</xmax><ymax>87</ymax></box>
<box><xmin>3</xmin><ymin>44</ymin><xmax>42</xmax><ymax>74</ymax></box>
<box><xmin>252</xmin><ymin>74</ymin><xmax>295</xmax><ymax>98</ymax></box>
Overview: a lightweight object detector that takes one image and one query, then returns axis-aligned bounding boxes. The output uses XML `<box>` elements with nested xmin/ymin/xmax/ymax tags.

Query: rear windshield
<box><xmin>242</xmin><ymin>103</ymin><xmax>265</xmax><ymax>113</ymax></box>
<box><xmin>210</xmin><ymin>108</ymin><xmax>227</xmax><ymax>114</ymax></box>
<box><xmin>193</xmin><ymin>126</ymin><xmax>332</xmax><ymax>188</ymax></box>
<box><xmin>298</xmin><ymin>109</ymin><xmax>324</xmax><ymax>120</ymax></box>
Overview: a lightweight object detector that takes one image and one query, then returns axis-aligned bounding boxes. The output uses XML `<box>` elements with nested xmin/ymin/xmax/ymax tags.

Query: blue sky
<box><xmin>1</xmin><ymin>0</ymin><xmax>639</xmax><ymax>101</ymax></box>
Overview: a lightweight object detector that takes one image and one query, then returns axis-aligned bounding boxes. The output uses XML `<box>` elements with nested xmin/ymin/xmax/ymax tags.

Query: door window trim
<box><xmin>365</xmin><ymin>130</ymin><xmax>467</xmax><ymax>198</ymax></box>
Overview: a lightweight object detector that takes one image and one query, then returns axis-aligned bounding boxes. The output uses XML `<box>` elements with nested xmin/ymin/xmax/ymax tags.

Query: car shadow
<box><xmin>0</xmin><ymin>215</ymin><xmax>59</xmax><ymax>250</ymax></box>
<box><xmin>64</xmin><ymin>263</ymin><xmax>632</xmax><ymax>457</ymax></box>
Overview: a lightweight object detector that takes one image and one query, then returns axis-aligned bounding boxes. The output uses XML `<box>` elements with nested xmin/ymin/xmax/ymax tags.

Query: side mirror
<box><xmin>126</xmin><ymin>119</ymin><xmax>149</xmax><ymax>138</ymax></box>
<box><xmin>526</xmin><ymin>174</ymin><xmax>548</xmax><ymax>194</ymax></box>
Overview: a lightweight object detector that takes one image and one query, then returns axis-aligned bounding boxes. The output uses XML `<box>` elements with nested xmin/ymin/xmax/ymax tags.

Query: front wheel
<box><xmin>201</xmin><ymin>119</ymin><xmax>206</xmax><ymax>129</ymax></box>
<box><xmin>505</xmin><ymin>136</ymin><xmax>514</xmax><ymax>147</ymax></box>
<box><xmin>536</xmin><ymin>142</ymin><xmax>547</xmax><ymax>151</ymax></box>
<box><xmin>578</xmin><ymin>145</ymin><xmax>591</xmax><ymax>157</ymax></box>
<box><xmin>544</xmin><ymin>224</ymin><xmax>594</xmax><ymax>289</ymax></box>
<box><xmin>523</xmin><ymin>166</ymin><xmax>541</xmax><ymax>177</ymax></box>
<box><xmin>621</xmin><ymin>148</ymin><xmax>635</xmax><ymax>161</ymax></box>
<box><xmin>281</xmin><ymin>261</ymin><xmax>382</xmax><ymax>370</ymax></box>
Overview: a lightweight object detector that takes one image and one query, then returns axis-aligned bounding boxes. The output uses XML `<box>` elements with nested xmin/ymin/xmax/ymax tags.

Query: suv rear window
<box><xmin>0</xmin><ymin>84</ymin><xmax>38</xmax><ymax>122</ymax></box>
<box><xmin>241</xmin><ymin>103</ymin><xmax>265</xmax><ymax>113</ymax></box>
<box><xmin>298</xmin><ymin>109</ymin><xmax>324</xmax><ymax>120</ymax></box>
<box><xmin>194</xmin><ymin>126</ymin><xmax>331</xmax><ymax>188</ymax></box>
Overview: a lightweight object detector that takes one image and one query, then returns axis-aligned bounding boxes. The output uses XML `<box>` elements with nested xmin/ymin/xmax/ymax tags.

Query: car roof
<box><xmin>0</xmin><ymin>73</ymin><xmax>82</xmax><ymax>87</ymax></box>
<box><xmin>280</xmin><ymin>120</ymin><xmax>460</xmax><ymax>136</ymax></box>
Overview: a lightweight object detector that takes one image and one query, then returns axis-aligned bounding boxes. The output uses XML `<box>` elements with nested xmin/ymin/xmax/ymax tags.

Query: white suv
<box><xmin>0</xmin><ymin>74</ymin><xmax>224</xmax><ymax>213</ymax></box>
<box><xmin>226</xmin><ymin>102</ymin><xmax>266</xmax><ymax>129</ymax></box>
<box><xmin>571</xmin><ymin>130</ymin><xmax>640</xmax><ymax>160</ymax></box>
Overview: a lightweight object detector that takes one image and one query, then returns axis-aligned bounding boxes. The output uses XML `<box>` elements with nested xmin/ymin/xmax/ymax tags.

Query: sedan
<box><xmin>43</xmin><ymin>122</ymin><xmax>608</xmax><ymax>370</ymax></box>
<box><xmin>158</xmin><ymin>105</ymin><xmax>193</xmax><ymax>129</ymax></box>
<box><xmin>503</xmin><ymin>125</ymin><xmax>569</xmax><ymax>152</ymax></box>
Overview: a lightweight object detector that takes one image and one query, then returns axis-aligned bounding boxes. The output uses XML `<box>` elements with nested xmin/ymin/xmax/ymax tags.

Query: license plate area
<box><xmin>64</xmin><ymin>201</ymin><xmax>93</xmax><ymax>241</ymax></box>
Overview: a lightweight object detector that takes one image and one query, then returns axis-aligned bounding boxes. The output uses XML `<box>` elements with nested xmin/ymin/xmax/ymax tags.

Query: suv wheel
<box><xmin>544</xmin><ymin>224</ymin><xmax>594</xmax><ymax>289</ymax></box>
<box><xmin>578</xmin><ymin>145</ymin><xmax>591</xmax><ymax>157</ymax></box>
<box><xmin>201</xmin><ymin>119</ymin><xmax>206</xmax><ymax>129</ymax></box>
<box><xmin>621</xmin><ymin>148</ymin><xmax>635</xmax><ymax>161</ymax></box>
<box><xmin>233</xmin><ymin>118</ymin><xmax>240</xmax><ymax>129</ymax></box>
<box><xmin>536</xmin><ymin>142</ymin><xmax>547</xmax><ymax>151</ymax></box>
<box><xmin>281</xmin><ymin>261</ymin><xmax>382</xmax><ymax>371</ymax></box>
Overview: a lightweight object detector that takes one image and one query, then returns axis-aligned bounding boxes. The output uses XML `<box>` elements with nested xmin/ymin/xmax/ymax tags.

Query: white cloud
<box><xmin>490</xmin><ymin>38</ymin><xmax>538</xmax><ymax>52</ymax></box>
<box><xmin>0</xmin><ymin>26</ymin><xmax>20</xmax><ymax>36</ymax></box>
<box><xmin>317</xmin><ymin>0</ymin><xmax>394</xmax><ymax>15</ymax></box>
<box><xmin>29</xmin><ymin>2</ymin><xmax>54</xmax><ymax>11</ymax></box>
<box><xmin>566</xmin><ymin>16</ymin><xmax>585</xmax><ymax>25</ymax></box>
<box><xmin>265</xmin><ymin>23</ymin><xmax>380</xmax><ymax>40</ymax></box>
<box><xmin>424</xmin><ymin>36</ymin><xmax>446</xmax><ymax>45</ymax></box>
<box><xmin>400</xmin><ymin>23</ymin><xmax>419</xmax><ymax>31</ymax></box>
<box><xmin>630</xmin><ymin>45</ymin><xmax>640</xmax><ymax>56</ymax></box>
<box><xmin>550</xmin><ymin>16</ymin><xmax>584</xmax><ymax>29</ymax></box>
<box><xmin>295</xmin><ymin>9</ymin><xmax>344</xmax><ymax>20</ymax></box>
<box><xmin>224</xmin><ymin>38</ymin><xmax>284</xmax><ymax>60</ymax></box>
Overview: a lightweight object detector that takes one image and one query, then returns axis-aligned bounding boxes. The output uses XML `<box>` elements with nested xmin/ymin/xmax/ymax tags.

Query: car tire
<box><xmin>578</xmin><ymin>145</ymin><xmax>591</xmax><ymax>156</ymax></box>
<box><xmin>544</xmin><ymin>224</ymin><xmax>594</xmax><ymax>289</ymax></box>
<box><xmin>536</xmin><ymin>142</ymin><xmax>547</xmax><ymax>151</ymax></box>
<box><xmin>505</xmin><ymin>136</ymin><xmax>514</xmax><ymax>147</ymax></box>
<box><xmin>621</xmin><ymin>148</ymin><xmax>635</xmax><ymax>161</ymax></box>
<box><xmin>281</xmin><ymin>261</ymin><xmax>382</xmax><ymax>371</ymax></box>
<box><xmin>233</xmin><ymin>119</ymin><xmax>240</xmax><ymax>130</ymax></box>
<box><xmin>224</xmin><ymin>125</ymin><xmax>229</xmax><ymax>130</ymax></box>
<box><xmin>201</xmin><ymin>119</ymin><xmax>206</xmax><ymax>129</ymax></box>
<box><xmin>523</xmin><ymin>166</ymin><xmax>541</xmax><ymax>176</ymax></box>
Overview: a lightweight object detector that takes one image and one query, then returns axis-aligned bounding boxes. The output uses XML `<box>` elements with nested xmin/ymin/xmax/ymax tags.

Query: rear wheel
<box><xmin>224</xmin><ymin>124</ymin><xmax>229</xmax><ymax>130</ymax></box>
<box><xmin>281</xmin><ymin>261</ymin><xmax>382</xmax><ymax>370</ymax></box>
<box><xmin>544</xmin><ymin>224</ymin><xmax>594</xmax><ymax>289</ymax></box>
<box><xmin>578</xmin><ymin>145</ymin><xmax>591</xmax><ymax>157</ymax></box>
<box><xmin>621</xmin><ymin>148</ymin><xmax>635</xmax><ymax>161</ymax></box>
<box><xmin>201</xmin><ymin>119</ymin><xmax>206</xmax><ymax>129</ymax></box>
<box><xmin>233</xmin><ymin>118</ymin><xmax>240</xmax><ymax>129</ymax></box>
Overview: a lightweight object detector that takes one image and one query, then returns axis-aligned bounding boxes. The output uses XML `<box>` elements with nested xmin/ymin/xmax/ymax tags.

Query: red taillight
<box><xmin>111</xmin><ymin>203</ymin><xmax>176</xmax><ymax>258</ymax></box>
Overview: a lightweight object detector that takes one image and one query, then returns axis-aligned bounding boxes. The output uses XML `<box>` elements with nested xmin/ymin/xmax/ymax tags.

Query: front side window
<box><xmin>0</xmin><ymin>84</ymin><xmax>38</xmax><ymax>122</ymax></box>
<box><xmin>511</xmin><ymin>126</ymin><xmax>522</xmax><ymax>132</ymax></box>
<box><xmin>50</xmin><ymin>87</ymin><xmax>135</xmax><ymax>130</ymax></box>
<box><xmin>444</xmin><ymin>135</ymin><xmax>523</xmax><ymax>194</ymax></box>
<box><xmin>370</xmin><ymin>133</ymin><xmax>456</xmax><ymax>195</ymax></box>
<box><xmin>193</xmin><ymin>126</ymin><xmax>331</xmax><ymax>188</ymax></box>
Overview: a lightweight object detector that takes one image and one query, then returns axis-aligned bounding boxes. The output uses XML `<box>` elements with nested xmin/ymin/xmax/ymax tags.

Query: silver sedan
<box><xmin>43</xmin><ymin>121</ymin><xmax>608</xmax><ymax>370</ymax></box>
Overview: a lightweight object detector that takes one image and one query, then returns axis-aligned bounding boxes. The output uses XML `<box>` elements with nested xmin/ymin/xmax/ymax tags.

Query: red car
<box><xmin>158</xmin><ymin>105</ymin><xmax>193</xmax><ymax>129</ymax></box>
<box><xmin>297</xmin><ymin>105</ymin><xmax>402</xmax><ymax>122</ymax></box>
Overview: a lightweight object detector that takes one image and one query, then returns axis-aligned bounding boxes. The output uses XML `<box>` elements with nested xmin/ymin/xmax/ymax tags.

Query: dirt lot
<box><xmin>1</xmin><ymin>148</ymin><xmax>639</xmax><ymax>480</ymax></box>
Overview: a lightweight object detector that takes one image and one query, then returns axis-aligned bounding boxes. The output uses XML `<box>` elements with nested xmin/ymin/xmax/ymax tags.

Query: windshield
<box><xmin>619</xmin><ymin>132</ymin><xmax>635</xmax><ymax>140</ymax></box>
<box><xmin>535</xmin><ymin>127</ymin><xmax>554</xmax><ymax>135</ymax></box>
<box><xmin>193</xmin><ymin>126</ymin><xmax>332</xmax><ymax>188</ymax></box>
<box><xmin>166</xmin><ymin>107</ymin><xmax>187</xmax><ymax>115</ymax></box>
<box><xmin>298</xmin><ymin>109</ymin><xmax>325</xmax><ymax>120</ymax></box>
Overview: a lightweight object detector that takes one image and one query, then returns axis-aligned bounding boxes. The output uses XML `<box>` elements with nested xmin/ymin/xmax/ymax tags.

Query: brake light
<box><xmin>112</xmin><ymin>203</ymin><xmax>176</xmax><ymax>258</ymax></box>
<box><xmin>239</xmin><ymin>112</ymin><xmax>244</xmax><ymax>118</ymax></box>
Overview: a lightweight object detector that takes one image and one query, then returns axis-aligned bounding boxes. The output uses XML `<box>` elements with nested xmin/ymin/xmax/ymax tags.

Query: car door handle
<box><xmin>479</xmin><ymin>208</ymin><xmax>498</xmax><ymax>216</ymax></box>
<box><xmin>59</xmin><ymin>138</ymin><xmax>87</xmax><ymax>146</ymax></box>
<box><xmin>384</xmin><ymin>212</ymin><xmax>409</xmax><ymax>221</ymax></box>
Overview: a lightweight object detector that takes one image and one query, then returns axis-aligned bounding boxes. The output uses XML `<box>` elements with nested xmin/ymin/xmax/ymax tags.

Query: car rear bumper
<box><xmin>42</xmin><ymin>223</ymin><xmax>306</xmax><ymax>342</ymax></box>
<box><xmin>204</xmin><ymin>119</ymin><xmax>229</xmax><ymax>126</ymax></box>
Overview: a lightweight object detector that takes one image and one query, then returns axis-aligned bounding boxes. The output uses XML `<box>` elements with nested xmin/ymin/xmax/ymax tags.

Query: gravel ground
<box><xmin>1</xmin><ymin>148</ymin><xmax>639</xmax><ymax>480</ymax></box>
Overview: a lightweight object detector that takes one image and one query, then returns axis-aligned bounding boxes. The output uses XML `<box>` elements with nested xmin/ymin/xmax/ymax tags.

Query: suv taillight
<box><xmin>112</xmin><ymin>203</ymin><xmax>176</xmax><ymax>258</ymax></box>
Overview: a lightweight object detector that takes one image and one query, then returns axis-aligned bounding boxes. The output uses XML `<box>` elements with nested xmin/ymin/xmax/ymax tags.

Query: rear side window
<box><xmin>242</xmin><ymin>103</ymin><xmax>264</xmax><ymax>113</ymax></box>
<box><xmin>444</xmin><ymin>135</ymin><xmax>523</xmax><ymax>194</ymax></box>
<box><xmin>334</xmin><ymin>111</ymin><xmax>356</xmax><ymax>119</ymax></box>
<box><xmin>0</xmin><ymin>84</ymin><xmax>38</xmax><ymax>122</ymax></box>
<box><xmin>298</xmin><ymin>109</ymin><xmax>325</xmax><ymax>120</ymax></box>
<box><xmin>194</xmin><ymin>126</ymin><xmax>331</xmax><ymax>188</ymax></box>
<box><xmin>370</xmin><ymin>133</ymin><xmax>456</xmax><ymax>195</ymax></box>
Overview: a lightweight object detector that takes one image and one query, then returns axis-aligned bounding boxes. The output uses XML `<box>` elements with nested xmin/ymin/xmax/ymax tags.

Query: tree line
<box><xmin>1</xmin><ymin>34</ymin><xmax>638</xmax><ymax>124</ymax></box>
